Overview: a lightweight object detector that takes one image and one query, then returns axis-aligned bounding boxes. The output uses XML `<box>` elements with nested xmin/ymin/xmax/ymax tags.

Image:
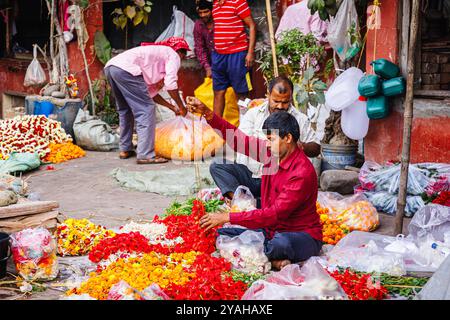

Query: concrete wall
<box><xmin>364</xmin><ymin>0</ymin><xmax>450</xmax><ymax>163</ymax></box>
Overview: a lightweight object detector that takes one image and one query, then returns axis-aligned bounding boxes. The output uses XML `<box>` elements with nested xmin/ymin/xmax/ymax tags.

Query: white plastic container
<box><xmin>325</xmin><ymin>67</ymin><xmax>364</xmax><ymax>111</ymax></box>
<box><xmin>341</xmin><ymin>99</ymin><xmax>370</xmax><ymax>140</ymax></box>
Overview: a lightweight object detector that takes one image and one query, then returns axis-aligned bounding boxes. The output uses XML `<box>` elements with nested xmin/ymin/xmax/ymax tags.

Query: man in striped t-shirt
<box><xmin>212</xmin><ymin>0</ymin><xmax>256</xmax><ymax>117</ymax></box>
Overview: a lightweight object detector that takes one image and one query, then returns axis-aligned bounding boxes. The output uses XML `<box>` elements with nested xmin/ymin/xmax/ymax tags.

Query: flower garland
<box><xmin>56</xmin><ymin>218</ymin><xmax>115</xmax><ymax>256</ymax></box>
<box><xmin>329</xmin><ymin>269</ymin><xmax>389</xmax><ymax>300</ymax></box>
<box><xmin>0</xmin><ymin>115</ymin><xmax>71</xmax><ymax>160</ymax></box>
<box><xmin>432</xmin><ymin>191</ymin><xmax>450</xmax><ymax>207</ymax></box>
<box><xmin>43</xmin><ymin>142</ymin><xmax>85</xmax><ymax>163</ymax></box>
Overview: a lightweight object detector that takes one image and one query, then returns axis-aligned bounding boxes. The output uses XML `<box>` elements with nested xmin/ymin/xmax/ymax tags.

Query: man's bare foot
<box><xmin>271</xmin><ymin>259</ymin><xmax>291</xmax><ymax>270</ymax></box>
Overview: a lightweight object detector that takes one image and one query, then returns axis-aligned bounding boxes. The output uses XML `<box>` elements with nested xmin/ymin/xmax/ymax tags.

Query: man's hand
<box><xmin>245</xmin><ymin>51</ymin><xmax>254</xmax><ymax>68</ymax></box>
<box><xmin>186</xmin><ymin>96</ymin><xmax>213</xmax><ymax>121</ymax></box>
<box><xmin>205</xmin><ymin>67</ymin><xmax>212</xmax><ymax>78</ymax></box>
<box><xmin>177</xmin><ymin>106</ymin><xmax>187</xmax><ymax>117</ymax></box>
<box><xmin>199</xmin><ymin>212</ymin><xmax>230</xmax><ymax>232</ymax></box>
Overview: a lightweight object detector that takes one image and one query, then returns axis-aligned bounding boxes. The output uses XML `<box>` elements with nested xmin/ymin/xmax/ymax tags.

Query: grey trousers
<box><xmin>105</xmin><ymin>65</ymin><xmax>156</xmax><ymax>160</ymax></box>
<box><xmin>209</xmin><ymin>159</ymin><xmax>262</xmax><ymax>206</ymax></box>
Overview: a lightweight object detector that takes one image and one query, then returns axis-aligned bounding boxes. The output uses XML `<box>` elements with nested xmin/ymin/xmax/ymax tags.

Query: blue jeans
<box><xmin>217</xmin><ymin>228</ymin><xmax>322</xmax><ymax>263</ymax></box>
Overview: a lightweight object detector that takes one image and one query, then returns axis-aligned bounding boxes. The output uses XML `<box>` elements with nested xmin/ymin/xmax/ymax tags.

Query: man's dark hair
<box><xmin>197</xmin><ymin>0</ymin><xmax>213</xmax><ymax>10</ymax></box>
<box><xmin>268</xmin><ymin>75</ymin><xmax>294</xmax><ymax>94</ymax></box>
<box><xmin>262</xmin><ymin>111</ymin><xmax>300</xmax><ymax>143</ymax></box>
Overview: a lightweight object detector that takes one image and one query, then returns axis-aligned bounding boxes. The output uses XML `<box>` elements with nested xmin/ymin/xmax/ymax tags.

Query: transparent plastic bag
<box><xmin>408</xmin><ymin>204</ymin><xmax>450</xmax><ymax>242</ymax></box>
<box><xmin>155</xmin><ymin>113</ymin><xmax>224</xmax><ymax>161</ymax></box>
<box><xmin>317</xmin><ymin>192</ymin><xmax>379</xmax><ymax>232</ymax></box>
<box><xmin>341</xmin><ymin>99</ymin><xmax>369</xmax><ymax>140</ymax></box>
<box><xmin>327</xmin><ymin>0</ymin><xmax>361</xmax><ymax>61</ymax></box>
<box><xmin>107</xmin><ymin>281</ymin><xmax>169</xmax><ymax>300</ymax></box>
<box><xmin>230</xmin><ymin>186</ymin><xmax>257</xmax><ymax>212</ymax></box>
<box><xmin>363</xmin><ymin>191</ymin><xmax>424</xmax><ymax>217</ymax></box>
<box><xmin>326</xmin><ymin>231</ymin><xmax>407</xmax><ymax>276</ymax></box>
<box><xmin>325</xmin><ymin>67</ymin><xmax>363</xmax><ymax>111</ymax></box>
<box><xmin>216</xmin><ymin>230</ymin><xmax>271</xmax><ymax>274</ymax></box>
<box><xmin>10</xmin><ymin>227</ymin><xmax>59</xmax><ymax>281</ymax></box>
<box><xmin>197</xmin><ymin>187</ymin><xmax>224</xmax><ymax>202</ymax></box>
<box><xmin>23</xmin><ymin>45</ymin><xmax>46</xmax><ymax>87</ymax></box>
<box><xmin>242</xmin><ymin>258</ymin><xmax>347</xmax><ymax>300</ymax></box>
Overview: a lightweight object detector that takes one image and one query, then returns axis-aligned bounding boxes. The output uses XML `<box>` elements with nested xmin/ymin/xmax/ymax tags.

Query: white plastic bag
<box><xmin>327</xmin><ymin>0</ymin><xmax>361</xmax><ymax>61</ymax></box>
<box><xmin>216</xmin><ymin>230</ymin><xmax>271</xmax><ymax>274</ymax></box>
<box><xmin>24</xmin><ymin>45</ymin><xmax>46</xmax><ymax>87</ymax></box>
<box><xmin>156</xmin><ymin>6</ymin><xmax>195</xmax><ymax>57</ymax></box>
<box><xmin>325</xmin><ymin>67</ymin><xmax>363</xmax><ymax>111</ymax></box>
<box><xmin>341</xmin><ymin>99</ymin><xmax>370</xmax><ymax>140</ymax></box>
<box><xmin>242</xmin><ymin>258</ymin><xmax>348</xmax><ymax>300</ymax></box>
<box><xmin>73</xmin><ymin>109</ymin><xmax>120</xmax><ymax>151</ymax></box>
<box><xmin>408</xmin><ymin>204</ymin><xmax>450</xmax><ymax>242</ymax></box>
<box><xmin>230</xmin><ymin>186</ymin><xmax>257</xmax><ymax>212</ymax></box>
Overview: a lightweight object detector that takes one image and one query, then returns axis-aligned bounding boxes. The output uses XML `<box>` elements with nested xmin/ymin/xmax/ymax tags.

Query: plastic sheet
<box><xmin>230</xmin><ymin>186</ymin><xmax>257</xmax><ymax>213</ymax></box>
<box><xmin>415</xmin><ymin>255</ymin><xmax>450</xmax><ymax>300</ymax></box>
<box><xmin>242</xmin><ymin>258</ymin><xmax>348</xmax><ymax>300</ymax></box>
<box><xmin>341</xmin><ymin>100</ymin><xmax>370</xmax><ymax>140</ymax></box>
<box><xmin>107</xmin><ymin>280</ymin><xmax>169</xmax><ymax>300</ymax></box>
<box><xmin>155</xmin><ymin>114</ymin><xmax>224</xmax><ymax>161</ymax></box>
<box><xmin>197</xmin><ymin>187</ymin><xmax>224</xmax><ymax>202</ymax></box>
<box><xmin>216</xmin><ymin>230</ymin><xmax>271</xmax><ymax>274</ymax></box>
<box><xmin>363</xmin><ymin>191</ymin><xmax>424</xmax><ymax>217</ymax></box>
<box><xmin>317</xmin><ymin>192</ymin><xmax>379</xmax><ymax>232</ymax></box>
<box><xmin>0</xmin><ymin>152</ymin><xmax>41</xmax><ymax>174</ymax></box>
<box><xmin>325</xmin><ymin>67</ymin><xmax>363</xmax><ymax>111</ymax></box>
<box><xmin>10</xmin><ymin>227</ymin><xmax>58</xmax><ymax>281</ymax></box>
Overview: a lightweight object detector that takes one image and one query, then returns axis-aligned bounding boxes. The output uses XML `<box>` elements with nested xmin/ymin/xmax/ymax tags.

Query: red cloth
<box><xmin>207</xmin><ymin>113</ymin><xmax>323</xmax><ymax>241</ymax></box>
<box><xmin>141</xmin><ymin>36</ymin><xmax>190</xmax><ymax>52</ymax></box>
<box><xmin>212</xmin><ymin>0</ymin><xmax>251</xmax><ymax>54</ymax></box>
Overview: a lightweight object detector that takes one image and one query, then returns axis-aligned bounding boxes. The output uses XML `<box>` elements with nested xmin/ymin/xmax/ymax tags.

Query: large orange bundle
<box><xmin>155</xmin><ymin>114</ymin><xmax>224</xmax><ymax>161</ymax></box>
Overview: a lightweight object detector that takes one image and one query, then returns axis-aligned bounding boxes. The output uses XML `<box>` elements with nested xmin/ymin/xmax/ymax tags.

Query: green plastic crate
<box><xmin>367</xmin><ymin>95</ymin><xmax>389</xmax><ymax>119</ymax></box>
<box><xmin>382</xmin><ymin>76</ymin><xmax>406</xmax><ymax>96</ymax></box>
<box><xmin>358</xmin><ymin>74</ymin><xmax>381</xmax><ymax>97</ymax></box>
<box><xmin>370</xmin><ymin>58</ymin><xmax>400</xmax><ymax>79</ymax></box>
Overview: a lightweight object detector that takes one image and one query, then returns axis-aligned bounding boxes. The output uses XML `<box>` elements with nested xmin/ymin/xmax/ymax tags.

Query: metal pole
<box><xmin>265</xmin><ymin>0</ymin><xmax>278</xmax><ymax>77</ymax></box>
<box><xmin>395</xmin><ymin>0</ymin><xmax>421</xmax><ymax>235</ymax></box>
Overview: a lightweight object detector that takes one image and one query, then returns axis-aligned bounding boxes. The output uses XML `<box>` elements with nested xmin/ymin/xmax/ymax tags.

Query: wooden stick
<box><xmin>395</xmin><ymin>0</ymin><xmax>421</xmax><ymax>235</ymax></box>
<box><xmin>265</xmin><ymin>0</ymin><xmax>278</xmax><ymax>77</ymax></box>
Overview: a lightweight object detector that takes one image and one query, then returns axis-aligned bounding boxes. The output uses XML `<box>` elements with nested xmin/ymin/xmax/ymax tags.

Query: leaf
<box><xmin>124</xmin><ymin>5</ymin><xmax>136</xmax><ymax>19</ymax></box>
<box><xmin>133</xmin><ymin>10</ymin><xmax>144</xmax><ymax>26</ymax></box>
<box><xmin>94</xmin><ymin>31</ymin><xmax>112</xmax><ymax>65</ymax></box>
<box><xmin>296</xmin><ymin>90</ymin><xmax>309</xmax><ymax>105</ymax></box>
<box><xmin>316</xmin><ymin>0</ymin><xmax>325</xmax><ymax>9</ymax></box>
<box><xmin>317</xmin><ymin>91</ymin><xmax>326</xmax><ymax>104</ymax></box>
<box><xmin>309</xmin><ymin>94</ymin><xmax>318</xmax><ymax>107</ymax></box>
<box><xmin>113</xmin><ymin>8</ymin><xmax>123</xmax><ymax>15</ymax></box>
<box><xmin>112</xmin><ymin>16</ymin><xmax>120</xmax><ymax>28</ymax></box>
<box><xmin>318</xmin><ymin>10</ymin><xmax>329</xmax><ymax>21</ymax></box>
<box><xmin>118</xmin><ymin>15</ymin><xmax>128</xmax><ymax>30</ymax></box>
<box><xmin>304</xmin><ymin>67</ymin><xmax>314</xmax><ymax>81</ymax></box>
<box><xmin>146</xmin><ymin>1</ymin><xmax>153</xmax><ymax>5</ymax></box>
<box><xmin>79</xmin><ymin>0</ymin><xmax>89</xmax><ymax>9</ymax></box>
<box><xmin>144</xmin><ymin>6</ymin><xmax>152</xmax><ymax>13</ymax></box>
<box><xmin>142</xmin><ymin>12</ymin><xmax>149</xmax><ymax>25</ymax></box>
<box><xmin>313</xmin><ymin>80</ymin><xmax>327</xmax><ymax>91</ymax></box>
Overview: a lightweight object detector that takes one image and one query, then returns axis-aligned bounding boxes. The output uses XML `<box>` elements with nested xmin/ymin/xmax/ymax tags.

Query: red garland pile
<box><xmin>432</xmin><ymin>191</ymin><xmax>450</xmax><ymax>207</ymax></box>
<box><xmin>329</xmin><ymin>269</ymin><xmax>389</xmax><ymax>300</ymax></box>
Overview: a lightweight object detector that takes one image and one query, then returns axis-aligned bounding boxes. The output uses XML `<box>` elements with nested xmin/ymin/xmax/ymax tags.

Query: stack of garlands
<box><xmin>329</xmin><ymin>269</ymin><xmax>389</xmax><ymax>300</ymax></box>
<box><xmin>67</xmin><ymin>200</ymin><xmax>249</xmax><ymax>300</ymax></box>
<box><xmin>56</xmin><ymin>218</ymin><xmax>116</xmax><ymax>256</ymax></box>
<box><xmin>0</xmin><ymin>115</ymin><xmax>71</xmax><ymax>160</ymax></box>
<box><xmin>317</xmin><ymin>202</ymin><xmax>349</xmax><ymax>245</ymax></box>
<box><xmin>44</xmin><ymin>142</ymin><xmax>86</xmax><ymax>163</ymax></box>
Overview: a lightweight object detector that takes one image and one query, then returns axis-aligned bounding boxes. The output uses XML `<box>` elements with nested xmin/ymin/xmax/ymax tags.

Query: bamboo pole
<box><xmin>265</xmin><ymin>0</ymin><xmax>278</xmax><ymax>77</ymax></box>
<box><xmin>395</xmin><ymin>0</ymin><xmax>421</xmax><ymax>235</ymax></box>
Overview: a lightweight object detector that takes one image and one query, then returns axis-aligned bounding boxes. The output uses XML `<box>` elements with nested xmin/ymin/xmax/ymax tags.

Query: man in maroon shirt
<box><xmin>187</xmin><ymin>97</ymin><xmax>323</xmax><ymax>270</ymax></box>
<box><xmin>194</xmin><ymin>0</ymin><xmax>214</xmax><ymax>78</ymax></box>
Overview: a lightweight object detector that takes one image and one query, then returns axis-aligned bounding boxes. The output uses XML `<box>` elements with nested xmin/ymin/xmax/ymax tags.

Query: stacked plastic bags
<box><xmin>357</xmin><ymin>161</ymin><xmax>450</xmax><ymax>217</ymax></box>
<box><xmin>155</xmin><ymin>113</ymin><xmax>224</xmax><ymax>161</ymax></box>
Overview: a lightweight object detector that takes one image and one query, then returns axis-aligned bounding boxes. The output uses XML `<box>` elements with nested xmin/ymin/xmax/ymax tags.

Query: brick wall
<box><xmin>421</xmin><ymin>51</ymin><xmax>450</xmax><ymax>90</ymax></box>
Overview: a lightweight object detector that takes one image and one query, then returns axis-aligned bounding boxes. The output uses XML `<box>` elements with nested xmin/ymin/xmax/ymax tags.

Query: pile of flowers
<box><xmin>0</xmin><ymin>115</ymin><xmax>71</xmax><ymax>160</ymax></box>
<box><xmin>328</xmin><ymin>269</ymin><xmax>389</xmax><ymax>300</ymax></box>
<box><xmin>432</xmin><ymin>191</ymin><xmax>450</xmax><ymax>207</ymax></box>
<box><xmin>43</xmin><ymin>142</ymin><xmax>85</xmax><ymax>163</ymax></box>
<box><xmin>118</xmin><ymin>221</ymin><xmax>183</xmax><ymax>246</ymax></box>
<box><xmin>56</xmin><ymin>218</ymin><xmax>116</xmax><ymax>256</ymax></box>
<box><xmin>317</xmin><ymin>202</ymin><xmax>349</xmax><ymax>245</ymax></box>
<box><xmin>67</xmin><ymin>200</ymin><xmax>249</xmax><ymax>300</ymax></box>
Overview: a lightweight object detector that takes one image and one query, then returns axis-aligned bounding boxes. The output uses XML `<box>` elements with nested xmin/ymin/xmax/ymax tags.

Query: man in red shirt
<box><xmin>212</xmin><ymin>0</ymin><xmax>256</xmax><ymax>117</ymax></box>
<box><xmin>187</xmin><ymin>97</ymin><xmax>323</xmax><ymax>270</ymax></box>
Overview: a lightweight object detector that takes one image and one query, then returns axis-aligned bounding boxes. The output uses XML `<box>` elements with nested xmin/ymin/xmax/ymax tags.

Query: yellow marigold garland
<box><xmin>44</xmin><ymin>142</ymin><xmax>85</xmax><ymax>163</ymax></box>
<box><xmin>69</xmin><ymin>251</ymin><xmax>198</xmax><ymax>300</ymax></box>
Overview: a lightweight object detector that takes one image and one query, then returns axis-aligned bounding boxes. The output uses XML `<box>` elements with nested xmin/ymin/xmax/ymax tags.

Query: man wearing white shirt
<box><xmin>210</xmin><ymin>76</ymin><xmax>321</xmax><ymax>204</ymax></box>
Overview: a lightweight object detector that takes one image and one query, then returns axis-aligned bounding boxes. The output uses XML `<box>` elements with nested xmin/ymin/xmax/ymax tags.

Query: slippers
<box><xmin>136</xmin><ymin>157</ymin><xmax>169</xmax><ymax>164</ymax></box>
<box><xmin>119</xmin><ymin>151</ymin><xmax>136</xmax><ymax>159</ymax></box>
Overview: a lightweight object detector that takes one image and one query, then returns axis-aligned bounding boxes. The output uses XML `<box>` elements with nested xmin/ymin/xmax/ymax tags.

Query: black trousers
<box><xmin>209</xmin><ymin>160</ymin><xmax>262</xmax><ymax>207</ymax></box>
